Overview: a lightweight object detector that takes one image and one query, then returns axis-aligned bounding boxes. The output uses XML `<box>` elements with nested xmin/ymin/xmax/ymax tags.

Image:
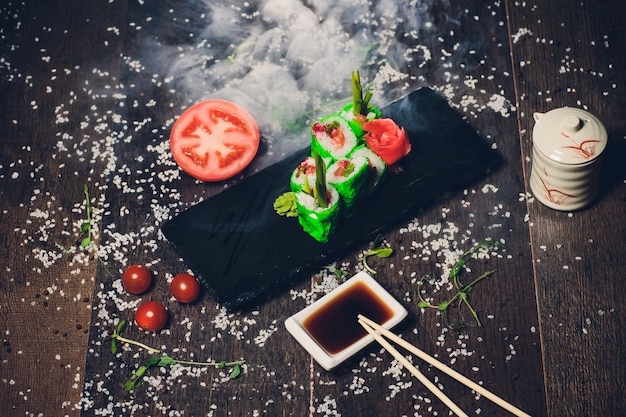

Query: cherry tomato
<box><xmin>170</xmin><ymin>273</ymin><xmax>201</xmax><ymax>304</ymax></box>
<box><xmin>135</xmin><ymin>301</ymin><xmax>168</xmax><ymax>332</ymax></box>
<box><xmin>122</xmin><ymin>264</ymin><xmax>153</xmax><ymax>295</ymax></box>
<box><xmin>169</xmin><ymin>99</ymin><xmax>260</xmax><ymax>182</ymax></box>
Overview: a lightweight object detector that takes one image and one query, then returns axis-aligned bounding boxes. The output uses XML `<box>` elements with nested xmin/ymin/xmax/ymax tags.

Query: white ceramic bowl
<box><xmin>285</xmin><ymin>271</ymin><xmax>408</xmax><ymax>370</ymax></box>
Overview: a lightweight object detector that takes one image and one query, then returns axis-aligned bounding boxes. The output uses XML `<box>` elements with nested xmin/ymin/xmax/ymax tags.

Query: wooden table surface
<box><xmin>1</xmin><ymin>1</ymin><xmax>625</xmax><ymax>416</ymax></box>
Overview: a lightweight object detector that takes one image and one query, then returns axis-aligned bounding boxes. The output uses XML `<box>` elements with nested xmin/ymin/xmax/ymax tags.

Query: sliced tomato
<box><xmin>170</xmin><ymin>99</ymin><xmax>260</xmax><ymax>182</ymax></box>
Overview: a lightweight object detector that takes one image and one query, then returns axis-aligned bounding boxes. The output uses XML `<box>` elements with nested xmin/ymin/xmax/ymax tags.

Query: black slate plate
<box><xmin>162</xmin><ymin>87</ymin><xmax>502</xmax><ymax>309</ymax></box>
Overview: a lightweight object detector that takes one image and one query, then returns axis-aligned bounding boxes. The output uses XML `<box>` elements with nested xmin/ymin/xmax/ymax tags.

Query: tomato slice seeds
<box><xmin>170</xmin><ymin>100</ymin><xmax>260</xmax><ymax>182</ymax></box>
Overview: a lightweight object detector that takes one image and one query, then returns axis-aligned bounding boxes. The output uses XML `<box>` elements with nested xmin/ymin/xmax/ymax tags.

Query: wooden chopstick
<box><xmin>358</xmin><ymin>314</ymin><xmax>531</xmax><ymax>417</ymax></box>
<box><xmin>358</xmin><ymin>318</ymin><xmax>469</xmax><ymax>417</ymax></box>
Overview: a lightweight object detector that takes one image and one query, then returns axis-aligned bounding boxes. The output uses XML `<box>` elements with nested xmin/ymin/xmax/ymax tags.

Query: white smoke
<box><xmin>138</xmin><ymin>0</ymin><xmax>434</xmax><ymax>168</ymax></box>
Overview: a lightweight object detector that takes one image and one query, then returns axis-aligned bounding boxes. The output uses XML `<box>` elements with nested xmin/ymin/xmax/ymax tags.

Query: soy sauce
<box><xmin>302</xmin><ymin>280</ymin><xmax>394</xmax><ymax>355</ymax></box>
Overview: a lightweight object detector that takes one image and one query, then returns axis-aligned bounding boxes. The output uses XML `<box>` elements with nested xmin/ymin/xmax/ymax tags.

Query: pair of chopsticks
<box><xmin>358</xmin><ymin>315</ymin><xmax>531</xmax><ymax>417</ymax></box>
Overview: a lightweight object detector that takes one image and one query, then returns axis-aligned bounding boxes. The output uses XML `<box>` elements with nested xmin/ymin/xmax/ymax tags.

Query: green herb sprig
<box><xmin>363</xmin><ymin>235</ymin><xmax>394</xmax><ymax>274</ymax></box>
<box><xmin>110</xmin><ymin>320</ymin><xmax>245</xmax><ymax>391</ymax></box>
<box><xmin>110</xmin><ymin>320</ymin><xmax>245</xmax><ymax>390</ymax></box>
<box><xmin>110</xmin><ymin>320</ymin><xmax>160</xmax><ymax>355</ymax></box>
<box><xmin>325</xmin><ymin>266</ymin><xmax>350</xmax><ymax>280</ymax></box>
<box><xmin>417</xmin><ymin>240</ymin><xmax>499</xmax><ymax>329</ymax></box>
<box><xmin>124</xmin><ymin>355</ymin><xmax>245</xmax><ymax>391</ymax></box>
<box><xmin>65</xmin><ymin>184</ymin><xmax>111</xmax><ymax>273</ymax></box>
<box><xmin>69</xmin><ymin>184</ymin><xmax>95</xmax><ymax>249</ymax></box>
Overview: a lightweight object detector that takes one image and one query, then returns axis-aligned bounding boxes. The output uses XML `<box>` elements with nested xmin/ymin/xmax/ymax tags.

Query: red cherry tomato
<box><xmin>170</xmin><ymin>273</ymin><xmax>201</xmax><ymax>304</ymax></box>
<box><xmin>122</xmin><ymin>264</ymin><xmax>153</xmax><ymax>295</ymax></box>
<box><xmin>135</xmin><ymin>301</ymin><xmax>168</xmax><ymax>332</ymax></box>
<box><xmin>169</xmin><ymin>99</ymin><xmax>260</xmax><ymax>182</ymax></box>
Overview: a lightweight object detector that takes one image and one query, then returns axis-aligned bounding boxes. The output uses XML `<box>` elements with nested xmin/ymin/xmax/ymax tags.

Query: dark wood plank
<box><xmin>0</xmin><ymin>1</ymin><xmax>127</xmax><ymax>416</ymax></box>
<box><xmin>508</xmin><ymin>1</ymin><xmax>626</xmax><ymax>416</ymax></box>
<box><xmin>82</xmin><ymin>277</ymin><xmax>313</xmax><ymax>416</ymax></box>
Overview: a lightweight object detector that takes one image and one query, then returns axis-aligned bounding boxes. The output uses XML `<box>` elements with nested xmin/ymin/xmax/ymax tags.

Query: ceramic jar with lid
<box><xmin>529</xmin><ymin>107</ymin><xmax>608</xmax><ymax>211</ymax></box>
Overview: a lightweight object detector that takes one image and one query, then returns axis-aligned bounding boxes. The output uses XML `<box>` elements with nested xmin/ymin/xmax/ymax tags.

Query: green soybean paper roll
<box><xmin>339</xmin><ymin>103</ymin><xmax>381</xmax><ymax>138</ymax></box>
<box><xmin>326</xmin><ymin>156</ymin><xmax>369</xmax><ymax>217</ymax></box>
<box><xmin>310</xmin><ymin>115</ymin><xmax>360</xmax><ymax>162</ymax></box>
<box><xmin>290</xmin><ymin>156</ymin><xmax>316</xmax><ymax>193</ymax></box>
<box><xmin>295</xmin><ymin>185</ymin><xmax>341</xmax><ymax>243</ymax></box>
<box><xmin>348</xmin><ymin>145</ymin><xmax>386</xmax><ymax>194</ymax></box>
<box><xmin>338</xmin><ymin>70</ymin><xmax>382</xmax><ymax>138</ymax></box>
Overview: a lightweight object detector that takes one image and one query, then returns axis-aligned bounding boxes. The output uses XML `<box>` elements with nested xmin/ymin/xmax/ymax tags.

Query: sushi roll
<box><xmin>348</xmin><ymin>145</ymin><xmax>387</xmax><ymax>194</ymax></box>
<box><xmin>295</xmin><ymin>185</ymin><xmax>341</xmax><ymax>243</ymax></box>
<box><xmin>339</xmin><ymin>103</ymin><xmax>381</xmax><ymax>139</ymax></box>
<box><xmin>290</xmin><ymin>157</ymin><xmax>316</xmax><ymax>193</ymax></box>
<box><xmin>273</xmin><ymin>70</ymin><xmax>405</xmax><ymax>243</ymax></box>
<box><xmin>326</xmin><ymin>156</ymin><xmax>369</xmax><ymax>217</ymax></box>
<box><xmin>339</xmin><ymin>70</ymin><xmax>382</xmax><ymax>138</ymax></box>
<box><xmin>311</xmin><ymin>115</ymin><xmax>360</xmax><ymax>162</ymax></box>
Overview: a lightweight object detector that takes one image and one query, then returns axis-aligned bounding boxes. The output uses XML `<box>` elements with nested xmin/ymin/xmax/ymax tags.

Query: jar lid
<box><xmin>532</xmin><ymin>107</ymin><xmax>607</xmax><ymax>165</ymax></box>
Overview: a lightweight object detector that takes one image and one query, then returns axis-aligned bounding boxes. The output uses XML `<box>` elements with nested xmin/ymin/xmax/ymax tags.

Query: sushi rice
<box><xmin>295</xmin><ymin>185</ymin><xmax>341</xmax><ymax>243</ymax></box>
<box><xmin>326</xmin><ymin>156</ymin><xmax>369</xmax><ymax>217</ymax></box>
<box><xmin>348</xmin><ymin>145</ymin><xmax>386</xmax><ymax>193</ymax></box>
<box><xmin>310</xmin><ymin>115</ymin><xmax>360</xmax><ymax>162</ymax></box>
<box><xmin>290</xmin><ymin>156</ymin><xmax>316</xmax><ymax>193</ymax></box>
<box><xmin>339</xmin><ymin>103</ymin><xmax>382</xmax><ymax>138</ymax></box>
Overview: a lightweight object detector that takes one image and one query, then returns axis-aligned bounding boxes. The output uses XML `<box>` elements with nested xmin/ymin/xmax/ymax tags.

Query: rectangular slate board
<box><xmin>162</xmin><ymin>87</ymin><xmax>502</xmax><ymax>309</ymax></box>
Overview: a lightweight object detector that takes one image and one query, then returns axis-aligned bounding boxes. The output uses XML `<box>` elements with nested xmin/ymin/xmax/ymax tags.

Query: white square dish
<box><xmin>285</xmin><ymin>271</ymin><xmax>408</xmax><ymax>370</ymax></box>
